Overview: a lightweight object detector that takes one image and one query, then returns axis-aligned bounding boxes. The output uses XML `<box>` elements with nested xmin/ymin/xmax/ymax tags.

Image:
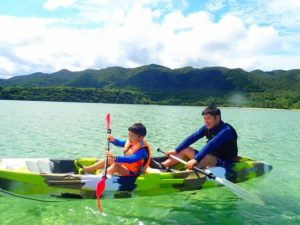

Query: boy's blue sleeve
<box><xmin>194</xmin><ymin>127</ymin><xmax>234</xmax><ymax>162</ymax></box>
<box><xmin>175</xmin><ymin>126</ymin><xmax>206</xmax><ymax>153</ymax></box>
<box><xmin>111</xmin><ymin>138</ymin><xmax>126</xmax><ymax>147</ymax></box>
<box><xmin>115</xmin><ymin>148</ymin><xmax>148</xmax><ymax>163</ymax></box>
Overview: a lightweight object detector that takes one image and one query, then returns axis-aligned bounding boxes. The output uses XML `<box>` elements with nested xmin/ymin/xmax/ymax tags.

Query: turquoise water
<box><xmin>0</xmin><ymin>100</ymin><xmax>300</xmax><ymax>225</ymax></box>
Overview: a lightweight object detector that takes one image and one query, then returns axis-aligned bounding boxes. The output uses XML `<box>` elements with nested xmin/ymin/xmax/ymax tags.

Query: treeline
<box><xmin>1</xmin><ymin>87</ymin><xmax>299</xmax><ymax>109</ymax></box>
<box><xmin>248</xmin><ymin>92</ymin><xmax>300</xmax><ymax>109</ymax></box>
<box><xmin>0</xmin><ymin>87</ymin><xmax>152</xmax><ymax>104</ymax></box>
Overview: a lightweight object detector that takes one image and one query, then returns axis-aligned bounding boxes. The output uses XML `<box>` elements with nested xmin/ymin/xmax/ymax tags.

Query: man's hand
<box><xmin>105</xmin><ymin>150</ymin><xmax>116</xmax><ymax>161</ymax></box>
<box><xmin>186</xmin><ymin>159</ymin><xmax>198</xmax><ymax>170</ymax></box>
<box><xmin>165</xmin><ymin>150</ymin><xmax>177</xmax><ymax>156</ymax></box>
<box><xmin>106</xmin><ymin>134</ymin><xmax>115</xmax><ymax>142</ymax></box>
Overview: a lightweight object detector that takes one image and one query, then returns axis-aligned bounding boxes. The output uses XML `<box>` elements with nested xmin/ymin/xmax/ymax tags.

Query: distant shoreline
<box><xmin>2</xmin><ymin>98</ymin><xmax>299</xmax><ymax>111</ymax></box>
<box><xmin>1</xmin><ymin>93</ymin><xmax>299</xmax><ymax>111</ymax></box>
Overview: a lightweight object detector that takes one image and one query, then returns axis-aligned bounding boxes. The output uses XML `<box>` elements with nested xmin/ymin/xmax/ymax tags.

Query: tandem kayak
<box><xmin>0</xmin><ymin>156</ymin><xmax>272</xmax><ymax>199</ymax></box>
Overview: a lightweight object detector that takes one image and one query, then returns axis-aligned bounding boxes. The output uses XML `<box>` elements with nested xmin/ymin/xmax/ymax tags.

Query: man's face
<box><xmin>203</xmin><ymin>114</ymin><xmax>220</xmax><ymax>129</ymax></box>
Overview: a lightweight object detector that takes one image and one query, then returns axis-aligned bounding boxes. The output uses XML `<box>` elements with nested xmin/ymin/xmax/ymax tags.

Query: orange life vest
<box><xmin>119</xmin><ymin>138</ymin><xmax>152</xmax><ymax>175</ymax></box>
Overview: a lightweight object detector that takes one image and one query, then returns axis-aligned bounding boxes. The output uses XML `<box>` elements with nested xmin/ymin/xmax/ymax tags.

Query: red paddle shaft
<box><xmin>96</xmin><ymin>113</ymin><xmax>111</xmax><ymax>213</ymax></box>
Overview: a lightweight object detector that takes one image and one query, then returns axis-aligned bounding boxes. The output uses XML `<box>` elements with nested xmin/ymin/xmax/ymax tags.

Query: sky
<box><xmin>0</xmin><ymin>0</ymin><xmax>300</xmax><ymax>78</ymax></box>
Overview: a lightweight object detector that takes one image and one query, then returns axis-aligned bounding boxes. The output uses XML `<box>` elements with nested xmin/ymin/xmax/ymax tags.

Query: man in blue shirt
<box><xmin>162</xmin><ymin>106</ymin><xmax>238</xmax><ymax>169</ymax></box>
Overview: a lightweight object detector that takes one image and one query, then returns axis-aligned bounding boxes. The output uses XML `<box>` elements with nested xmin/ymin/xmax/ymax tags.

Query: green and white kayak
<box><xmin>0</xmin><ymin>156</ymin><xmax>272</xmax><ymax>199</ymax></box>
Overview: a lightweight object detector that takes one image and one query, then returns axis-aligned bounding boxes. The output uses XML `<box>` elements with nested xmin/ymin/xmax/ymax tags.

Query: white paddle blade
<box><xmin>215</xmin><ymin>177</ymin><xmax>265</xmax><ymax>206</ymax></box>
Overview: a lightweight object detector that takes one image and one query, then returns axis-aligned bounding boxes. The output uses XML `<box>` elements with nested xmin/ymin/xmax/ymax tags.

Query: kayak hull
<box><xmin>0</xmin><ymin>156</ymin><xmax>272</xmax><ymax>199</ymax></box>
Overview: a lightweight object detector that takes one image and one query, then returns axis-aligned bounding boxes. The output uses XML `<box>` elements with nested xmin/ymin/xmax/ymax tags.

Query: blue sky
<box><xmin>0</xmin><ymin>0</ymin><xmax>299</xmax><ymax>78</ymax></box>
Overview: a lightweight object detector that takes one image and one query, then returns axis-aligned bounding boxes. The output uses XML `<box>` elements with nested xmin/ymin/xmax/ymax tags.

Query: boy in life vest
<box><xmin>83</xmin><ymin>123</ymin><xmax>152</xmax><ymax>176</ymax></box>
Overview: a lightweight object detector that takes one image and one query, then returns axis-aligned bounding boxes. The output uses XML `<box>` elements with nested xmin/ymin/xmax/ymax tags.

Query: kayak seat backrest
<box><xmin>25</xmin><ymin>161</ymin><xmax>39</xmax><ymax>173</ymax></box>
<box><xmin>38</xmin><ymin>160</ymin><xmax>53</xmax><ymax>173</ymax></box>
<box><xmin>50</xmin><ymin>160</ymin><xmax>78</xmax><ymax>173</ymax></box>
<box><xmin>25</xmin><ymin>160</ymin><xmax>54</xmax><ymax>173</ymax></box>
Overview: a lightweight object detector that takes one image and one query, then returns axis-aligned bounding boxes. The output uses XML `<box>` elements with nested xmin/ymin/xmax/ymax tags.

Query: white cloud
<box><xmin>268</xmin><ymin>0</ymin><xmax>300</xmax><ymax>13</ymax></box>
<box><xmin>205</xmin><ymin>0</ymin><xmax>225</xmax><ymax>12</ymax></box>
<box><xmin>0</xmin><ymin>57</ymin><xmax>16</xmax><ymax>75</ymax></box>
<box><xmin>0</xmin><ymin>1</ymin><xmax>299</xmax><ymax>78</ymax></box>
<box><xmin>266</xmin><ymin>0</ymin><xmax>300</xmax><ymax>32</ymax></box>
<box><xmin>228</xmin><ymin>0</ymin><xmax>300</xmax><ymax>32</ymax></box>
<box><xmin>249</xmin><ymin>54</ymin><xmax>300</xmax><ymax>71</ymax></box>
<box><xmin>237</xmin><ymin>25</ymin><xmax>280</xmax><ymax>54</ymax></box>
<box><xmin>43</xmin><ymin>0</ymin><xmax>77</xmax><ymax>10</ymax></box>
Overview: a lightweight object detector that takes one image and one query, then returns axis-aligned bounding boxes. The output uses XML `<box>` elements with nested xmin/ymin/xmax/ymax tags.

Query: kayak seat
<box><xmin>51</xmin><ymin>160</ymin><xmax>78</xmax><ymax>173</ymax></box>
<box><xmin>25</xmin><ymin>161</ymin><xmax>39</xmax><ymax>173</ymax></box>
<box><xmin>25</xmin><ymin>160</ymin><xmax>54</xmax><ymax>173</ymax></box>
<box><xmin>38</xmin><ymin>160</ymin><xmax>53</xmax><ymax>173</ymax></box>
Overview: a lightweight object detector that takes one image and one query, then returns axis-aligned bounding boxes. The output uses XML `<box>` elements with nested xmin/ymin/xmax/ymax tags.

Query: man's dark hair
<box><xmin>128</xmin><ymin>123</ymin><xmax>147</xmax><ymax>137</ymax></box>
<box><xmin>201</xmin><ymin>106</ymin><xmax>221</xmax><ymax>117</ymax></box>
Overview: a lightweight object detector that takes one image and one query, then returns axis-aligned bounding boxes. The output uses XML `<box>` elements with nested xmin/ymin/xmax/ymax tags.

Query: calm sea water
<box><xmin>0</xmin><ymin>100</ymin><xmax>299</xmax><ymax>225</ymax></box>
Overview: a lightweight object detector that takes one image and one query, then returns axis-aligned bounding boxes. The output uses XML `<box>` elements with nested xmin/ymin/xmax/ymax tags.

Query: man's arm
<box><xmin>194</xmin><ymin>127</ymin><xmax>234</xmax><ymax>162</ymax></box>
<box><xmin>175</xmin><ymin>126</ymin><xmax>206</xmax><ymax>153</ymax></box>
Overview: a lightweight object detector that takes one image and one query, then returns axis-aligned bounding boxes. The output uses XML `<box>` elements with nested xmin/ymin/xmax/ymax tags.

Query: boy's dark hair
<box><xmin>128</xmin><ymin>123</ymin><xmax>147</xmax><ymax>137</ymax></box>
<box><xmin>201</xmin><ymin>106</ymin><xmax>221</xmax><ymax>117</ymax></box>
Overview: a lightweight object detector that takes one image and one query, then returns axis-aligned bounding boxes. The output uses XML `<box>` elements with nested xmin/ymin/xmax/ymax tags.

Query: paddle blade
<box><xmin>96</xmin><ymin>176</ymin><xmax>106</xmax><ymax>213</ymax></box>
<box><xmin>106</xmin><ymin>113</ymin><xmax>111</xmax><ymax>130</ymax></box>
<box><xmin>96</xmin><ymin>177</ymin><xmax>106</xmax><ymax>198</ymax></box>
<box><xmin>215</xmin><ymin>177</ymin><xmax>265</xmax><ymax>206</ymax></box>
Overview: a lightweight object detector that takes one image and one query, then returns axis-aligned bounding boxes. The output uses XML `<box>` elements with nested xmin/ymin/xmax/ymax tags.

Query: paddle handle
<box><xmin>106</xmin><ymin>128</ymin><xmax>111</xmax><ymax>150</ymax></box>
<box><xmin>106</xmin><ymin>113</ymin><xmax>111</xmax><ymax>151</ymax></box>
<box><xmin>103</xmin><ymin>129</ymin><xmax>111</xmax><ymax>176</ymax></box>
<box><xmin>103</xmin><ymin>114</ymin><xmax>111</xmax><ymax>178</ymax></box>
<box><xmin>157</xmin><ymin>148</ymin><xmax>215</xmax><ymax>179</ymax></box>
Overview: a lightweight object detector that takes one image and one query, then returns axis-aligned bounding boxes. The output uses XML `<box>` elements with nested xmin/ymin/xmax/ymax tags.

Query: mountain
<box><xmin>0</xmin><ymin>69</ymin><xmax>79</xmax><ymax>87</ymax></box>
<box><xmin>0</xmin><ymin>64</ymin><xmax>299</xmax><ymax>109</ymax></box>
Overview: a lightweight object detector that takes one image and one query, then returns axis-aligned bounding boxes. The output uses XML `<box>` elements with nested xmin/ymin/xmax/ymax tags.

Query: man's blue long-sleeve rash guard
<box><xmin>175</xmin><ymin>122</ymin><xmax>236</xmax><ymax>162</ymax></box>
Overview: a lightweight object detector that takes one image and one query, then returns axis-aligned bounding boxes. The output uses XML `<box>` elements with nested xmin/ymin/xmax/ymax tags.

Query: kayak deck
<box><xmin>0</xmin><ymin>156</ymin><xmax>272</xmax><ymax>199</ymax></box>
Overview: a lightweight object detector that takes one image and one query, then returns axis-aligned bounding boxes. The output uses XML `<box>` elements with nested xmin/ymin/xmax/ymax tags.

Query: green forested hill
<box><xmin>0</xmin><ymin>64</ymin><xmax>299</xmax><ymax>109</ymax></box>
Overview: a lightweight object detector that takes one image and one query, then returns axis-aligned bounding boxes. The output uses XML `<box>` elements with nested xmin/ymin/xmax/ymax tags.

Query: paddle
<box><xmin>157</xmin><ymin>148</ymin><xmax>264</xmax><ymax>205</ymax></box>
<box><xmin>96</xmin><ymin>113</ymin><xmax>111</xmax><ymax>214</ymax></box>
